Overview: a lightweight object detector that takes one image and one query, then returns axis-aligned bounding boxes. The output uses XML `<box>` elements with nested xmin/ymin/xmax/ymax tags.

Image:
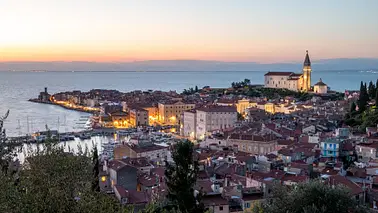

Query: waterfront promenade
<box><xmin>29</xmin><ymin>98</ymin><xmax>99</xmax><ymax>114</ymax></box>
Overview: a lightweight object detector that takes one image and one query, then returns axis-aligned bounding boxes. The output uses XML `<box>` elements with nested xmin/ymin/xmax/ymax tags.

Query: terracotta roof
<box><xmin>264</xmin><ymin>72</ymin><xmax>294</xmax><ymax>76</ymax></box>
<box><xmin>277</xmin><ymin>139</ymin><xmax>295</xmax><ymax>146</ymax></box>
<box><xmin>197</xmin><ymin>106</ymin><xmax>237</xmax><ymax>113</ymax></box>
<box><xmin>282</xmin><ymin>174</ymin><xmax>308</xmax><ymax>183</ymax></box>
<box><xmin>195</xmin><ymin>179</ymin><xmax>214</xmax><ymax>193</ymax></box>
<box><xmin>328</xmin><ymin>175</ymin><xmax>364</xmax><ymax>195</ymax></box>
<box><xmin>114</xmin><ymin>185</ymin><xmax>129</xmax><ymax>198</ymax></box>
<box><xmin>314</xmin><ymin>79</ymin><xmax>327</xmax><ymax>86</ymax></box>
<box><xmin>202</xmin><ymin>194</ymin><xmax>229</xmax><ymax>206</ymax></box>
<box><xmin>128</xmin><ymin>189</ymin><xmax>149</xmax><ymax>204</ymax></box>
<box><xmin>357</xmin><ymin>142</ymin><xmax>378</xmax><ymax>149</ymax></box>
<box><xmin>138</xmin><ymin>174</ymin><xmax>158</xmax><ymax>187</ymax></box>
<box><xmin>151</xmin><ymin>167</ymin><xmax>165</xmax><ymax>177</ymax></box>
<box><xmin>242</xmin><ymin>193</ymin><xmax>264</xmax><ymax>201</ymax></box>
<box><xmin>122</xmin><ymin>143</ymin><xmax>168</xmax><ymax>153</ymax></box>
<box><xmin>120</xmin><ymin>157</ymin><xmax>151</xmax><ymax>168</ymax></box>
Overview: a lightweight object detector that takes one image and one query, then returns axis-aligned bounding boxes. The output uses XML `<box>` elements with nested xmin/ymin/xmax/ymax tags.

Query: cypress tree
<box><xmin>165</xmin><ymin>140</ymin><xmax>204</xmax><ymax>213</ymax></box>
<box><xmin>365</xmin><ymin>83</ymin><xmax>370</xmax><ymax>102</ymax></box>
<box><xmin>358</xmin><ymin>81</ymin><xmax>367</xmax><ymax>112</ymax></box>
<box><xmin>368</xmin><ymin>81</ymin><xmax>376</xmax><ymax>99</ymax></box>
<box><xmin>350</xmin><ymin>102</ymin><xmax>356</xmax><ymax>113</ymax></box>
<box><xmin>376</xmin><ymin>90</ymin><xmax>378</xmax><ymax>107</ymax></box>
<box><xmin>91</xmin><ymin>145</ymin><xmax>100</xmax><ymax>192</ymax></box>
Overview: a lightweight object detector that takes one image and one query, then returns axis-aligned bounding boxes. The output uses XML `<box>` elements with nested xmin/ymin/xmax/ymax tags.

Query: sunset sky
<box><xmin>1</xmin><ymin>0</ymin><xmax>378</xmax><ymax>63</ymax></box>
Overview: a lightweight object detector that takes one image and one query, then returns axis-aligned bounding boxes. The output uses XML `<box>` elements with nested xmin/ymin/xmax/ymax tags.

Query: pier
<box><xmin>7</xmin><ymin>128</ymin><xmax>119</xmax><ymax>144</ymax></box>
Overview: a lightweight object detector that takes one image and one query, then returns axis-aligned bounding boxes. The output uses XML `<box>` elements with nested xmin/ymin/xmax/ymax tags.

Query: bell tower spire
<box><xmin>302</xmin><ymin>50</ymin><xmax>312</xmax><ymax>91</ymax></box>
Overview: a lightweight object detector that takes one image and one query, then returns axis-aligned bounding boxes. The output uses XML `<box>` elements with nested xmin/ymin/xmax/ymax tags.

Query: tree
<box><xmin>91</xmin><ymin>144</ymin><xmax>100</xmax><ymax>192</ymax></box>
<box><xmin>254</xmin><ymin>180</ymin><xmax>369</xmax><ymax>213</ymax></box>
<box><xmin>0</xmin><ymin>110</ymin><xmax>18</xmax><ymax>175</ymax></box>
<box><xmin>376</xmin><ymin>89</ymin><xmax>378</xmax><ymax>107</ymax></box>
<box><xmin>358</xmin><ymin>81</ymin><xmax>369</xmax><ymax>112</ymax></box>
<box><xmin>350</xmin><ymin>102</ymin><xmax>357</xmax><ymax>113</ymax></box>
<box><xmin>368</xmin><ymin>80</ymin><xmax>376</xmax><ymax>99</ymax></box>
<box><xmin>243</xmin><ymin>79</ymin><xmax>251</xmax><ymax>86</ymax></box>
<box><xmin>195</xmin><ymin>86</ymin><xmax>199</xmax><ymax>93</ymax></box>
<box><xmin>165</xmin><ymin>140</ymin><xmax>204</xmax><ymax>213</ymax></box>
<box><xmin>0</xmin><ymin>130</ymin><xmax>130</xmax><ymax>213</ymax></box>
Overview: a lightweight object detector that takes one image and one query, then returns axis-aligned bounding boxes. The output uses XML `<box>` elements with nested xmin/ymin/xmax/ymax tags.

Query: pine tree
<box><xmin>91</xmin><ymin>145</ymin><xmax>100</xmax><ymax>192</ymax></box>
<box><xmin>165</xmin><ymin>140</ymin><xmax>204</xmax><ymax>213</ymax></box>
<box><xmin>375</xmin><ymin>89</ymin><xmax>378</xmax><ymax>107</ymax></box>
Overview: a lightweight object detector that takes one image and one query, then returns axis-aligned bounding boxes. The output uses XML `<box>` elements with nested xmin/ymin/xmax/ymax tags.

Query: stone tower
<box><xmin>302</xmin><ymin>50</ymin><xmax>312</xmax><ymax>91</ymax></box>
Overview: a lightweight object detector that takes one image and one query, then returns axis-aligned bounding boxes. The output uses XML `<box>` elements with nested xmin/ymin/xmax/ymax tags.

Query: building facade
<box><xmin>321</xmin><ymin>138</ymin><xmax>342</xmax><ymax>157</ymax></box>
<box><xmin>227</xmin><ymin>134</ymin><xmax>277</xmax><ymax>155</ymax></box>
<box><xmin>130</xmin><ymin>108</ymin><xmax>149</xmax><ymax>126</ymax></box>
<box><xmin>314</xmin><ymin>78</ymin><xmax>328</xmax><ymax>94</ymax></box>
<box><xmin>196</xmin><ymin>106</ymin><xmax>237</xmax><ymax>140</ymax></box>
<box><xmin>181</xmin><ymin>110</ymin><xmax>197</xmax><ymax>139</ymax></box>
<box><xmin>158</xmin><ymin>101</ymin><xmax>196</xmax><ymax>125</ymax></box>
<box><xmin>264</xmin><ymin>51</ymin><xmax>312</xmax><ymax>92</ymax></box>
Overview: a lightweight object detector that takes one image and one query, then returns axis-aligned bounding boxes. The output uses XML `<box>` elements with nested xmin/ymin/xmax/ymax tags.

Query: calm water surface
<box><xmin>0</xmin><ymin>70</ymin><xmax>377</xmax><ymax>136</ymax></box>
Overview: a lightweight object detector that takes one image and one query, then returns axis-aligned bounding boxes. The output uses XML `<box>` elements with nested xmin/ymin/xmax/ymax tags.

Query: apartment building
<box><xmin>196</xmin><ymin>106</ymin><xmax>237</xmax><ymax>140</ymax></box>
<box><xmin>158</xmin><ymin>101</ymin><xmax>195</xmax><ymax>125</ymax></box>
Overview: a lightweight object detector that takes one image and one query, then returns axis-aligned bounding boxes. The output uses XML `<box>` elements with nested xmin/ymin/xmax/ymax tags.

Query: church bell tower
<box><xmin>302</xmin><ymin>50</ymin><xmax>312</xmax><ymax>91</ymax></box>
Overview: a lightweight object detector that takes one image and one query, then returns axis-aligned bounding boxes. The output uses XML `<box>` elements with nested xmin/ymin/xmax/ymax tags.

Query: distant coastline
<box><xmin>1</xmin><ymin>58</ymin><xmax>378</xmax><ymax>72</ymax></box>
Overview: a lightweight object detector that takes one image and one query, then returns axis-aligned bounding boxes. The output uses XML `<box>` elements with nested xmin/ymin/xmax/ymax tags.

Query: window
<box><xmin>219</xmin><ymin>206</ymin><xmax>223</xmax><ymax>211</ymax></box>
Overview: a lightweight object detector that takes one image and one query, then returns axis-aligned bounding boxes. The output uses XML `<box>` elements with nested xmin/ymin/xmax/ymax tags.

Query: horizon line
<box><xmin>1</xmin><ymin>57</ymin><xmax>378</xmax><ymax>64</ymax></box>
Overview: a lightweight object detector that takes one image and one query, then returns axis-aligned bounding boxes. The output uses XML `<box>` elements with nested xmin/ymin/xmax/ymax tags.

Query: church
<box><xmin>264</xmin><ymin>51</ymin><xmax>312</xmax><ymax>92</ymax></box>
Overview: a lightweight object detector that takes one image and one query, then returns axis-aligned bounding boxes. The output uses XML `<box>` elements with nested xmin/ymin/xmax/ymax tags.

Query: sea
<box><xmin>0</xmin><ymin>70</ymin><xmax>377</xmax><ymax>137</ymax></box>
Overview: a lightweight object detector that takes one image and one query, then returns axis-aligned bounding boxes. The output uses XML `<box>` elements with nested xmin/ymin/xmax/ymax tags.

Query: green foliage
<box><xmin>182</xmin><ymin>87</ymin><xmax>196</xmax><ymax>95</ymax></box>
<box><xmin>0</xmin><ymin>110</ymin><xmax>19</xmax><ymax>175</ymax></box>
<box><xmin>253</xmin><ymin>180</ymin><xmax>369</xmax><ymax>213</ymax></box>
<box><xmin>350</xmin><ymin>102</ymin><xmax>357</xmax><ymax>113</ymax></box>
<box><xmin>346</xmin><ymin>81</ymin><xmax>378</xmax><ymax>130</ymax></box>
<box><xmin>0</xmin><ymin>130</ymin><xmax>132</xmax><ymax>213</ymax></box>
<box><xmin>91</xmin><ymin>144</ymin><xmax>100</xmax><ymax>192</ymax></box>
<box><xmin>245</xmin><ymin>87</ymin><xmax>313</xmax><ymax>101</ymax></box>
<box><xmin>231</xmin><ymin>79</ymin><xmax>251</xmax><ymax>89</ymax></box>
<box><xmin>358</xmin><ymin>81</ymin><xmax>369</xmax><ymax>112</ymax></box>
<box><xmin>165</xmin><ymin>140</ymin><xmax>205</xmax><ymax>213</ymax></box>
<box><xmin>368</xmin><ymin>80</ymin><xmax>376</xmax><ymax>99</ymax></box>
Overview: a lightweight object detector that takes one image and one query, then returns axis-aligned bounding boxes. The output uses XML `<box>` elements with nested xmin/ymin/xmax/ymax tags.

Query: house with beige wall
<box><xmin>158</xmin><ymin>101</ymin><xmax>195</xmax><ymax>125</ymax></box>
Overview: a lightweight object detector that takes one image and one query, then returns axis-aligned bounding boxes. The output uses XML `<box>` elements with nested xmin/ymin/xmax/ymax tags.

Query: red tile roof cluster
<box><xmin>197</xmin><ymin>105</ymin><xmax>237</xmax><ymax>113</ymax></box>
<box><xmin>327</xmin><ymin>175</ymin><xmax>364</xmax><ymax>195</ymax></box>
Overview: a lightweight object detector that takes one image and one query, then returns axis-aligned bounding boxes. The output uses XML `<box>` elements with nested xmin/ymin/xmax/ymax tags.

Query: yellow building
<box><xmin>236</xmin><ymin>99</ymin><xmax>257</xmax><ymax>115</ymax></box>
<box><xmin>158</xmin><ymin>101</ymin><xmax>196</xmax><ymax>125</ymax></box>
<box><xmin>264</xmin><ymin>103</ymin><xmax>276</xmax><ymax>114</ymax></box>
<box><xmin>142</xmin><ymin>106</ymin><xmax>159</xmax><ymax>125</ymax></box>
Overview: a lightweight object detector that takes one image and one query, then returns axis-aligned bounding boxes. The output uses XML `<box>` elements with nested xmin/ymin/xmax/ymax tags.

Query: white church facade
<box><xmin>264</xmin><ymin>51</ymin><xmax>312</xmax><ymax>92</ymax></box>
